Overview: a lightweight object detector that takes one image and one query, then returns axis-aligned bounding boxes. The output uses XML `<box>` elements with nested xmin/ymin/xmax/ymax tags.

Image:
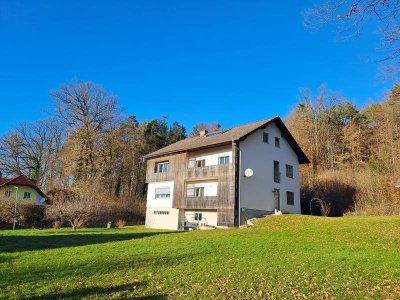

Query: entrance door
<box><xmin>273</xmin><ymin>189</ymin><xmax>280</xmax><ymax>211</ymax></box>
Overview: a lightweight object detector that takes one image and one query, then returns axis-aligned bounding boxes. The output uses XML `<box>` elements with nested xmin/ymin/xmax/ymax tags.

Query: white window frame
<box><xmin>155</xmin><ymin>161</ymin><xmax>169</xmax><ymax>173</ymax></box>
<box><xmin>155</xmin><ymin>187</ymin><xmax>171</xmax><ymax>199</ymax></box>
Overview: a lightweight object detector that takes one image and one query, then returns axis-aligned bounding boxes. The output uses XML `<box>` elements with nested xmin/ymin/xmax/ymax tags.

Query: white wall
<box><xmin>146</xmin><ymin>181</ymin><xmax>174</xmax><ymax>208</ymax></box>
<box><xmin>239</xmin><ymin>123</ymin><xmax>301</xmax><ymax>215</ymax></box>
<box><xmin>145</xmin><ymin>207</ymin><xmax>181</xmax><ymax>230</ymax></box>
<box><xmin>188</xmin><ymin>146</ymin><xmax>232</xmax><ymax>167</ymax></box>
<box><xmin>184</xmin><ymin>210</ymin><xmax>218</xmax><ymax>227</ymax></box>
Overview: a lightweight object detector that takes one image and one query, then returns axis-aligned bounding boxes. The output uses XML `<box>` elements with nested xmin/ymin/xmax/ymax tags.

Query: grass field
<box><xmin>0</xmin><ymin>215</ymin><xmax>399</xmax><ymax>299</ymax></box>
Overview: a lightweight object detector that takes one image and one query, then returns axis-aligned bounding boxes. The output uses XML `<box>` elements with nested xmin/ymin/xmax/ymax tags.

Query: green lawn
<box><xmin>1</xmin><ymin>216</ymin><xmax>399</xmax><ymax>299</ymax></box>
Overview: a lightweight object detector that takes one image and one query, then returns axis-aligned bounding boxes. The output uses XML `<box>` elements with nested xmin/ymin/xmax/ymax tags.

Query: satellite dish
<box><xmin>244</xmin><ymin>168</ymin><xmax>254</xmax><ymax>177</ymax></box>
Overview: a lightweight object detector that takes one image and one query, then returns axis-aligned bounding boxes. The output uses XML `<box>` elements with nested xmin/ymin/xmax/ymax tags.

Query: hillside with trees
<box><xmin>0</xmin><ymin>80</ymin><xmax>399</xmax><ymax>228</ymax></box>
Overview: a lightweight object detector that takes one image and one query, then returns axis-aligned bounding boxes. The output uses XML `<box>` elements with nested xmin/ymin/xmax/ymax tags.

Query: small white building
<box><xmin>144</xmin><ymin>117</ymin><xmax>309</xmax><ymax>230</ymax></box>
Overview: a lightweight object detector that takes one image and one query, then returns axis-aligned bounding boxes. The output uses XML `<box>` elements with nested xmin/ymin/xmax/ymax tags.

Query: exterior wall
<box><xmin>184</xmin><ymin>210</ymin><xmax>218</xmax><ymax>227</ymax></box>
<box><xmin>145</xmin><ymin>144</ymin><xmax>236</xmax><ymax>228</ymax></box>
<box><xmin>239</xmin><ymin>123</ymin><xmax>301</xmax><ymax>222</ymax></box>
<box><xmin>188</xmin><ymin>145</ymin><xmax>232</xmax><ymax>167</ymax></box>
<box><xmin>146</xmin><ymin>181</ymin><xmax>174</xmax><ymax>208</ymax></box>
<box><xmin>145</xmin><ymin>207</ymin><xmax>181</xmax><ymax>230</ymax></box>
<box><xmin>0</xmin><ymin>186</ymin><xmax>44</xmax><ymax>204</ymax></box>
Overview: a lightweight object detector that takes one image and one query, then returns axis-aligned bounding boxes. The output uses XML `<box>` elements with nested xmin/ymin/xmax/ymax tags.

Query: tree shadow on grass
<box><xmin>0</xmin><ymin>231</ymin><xmax>181</xmax><ymax>253</ymax></box>
<box><xmin>26</xmin><ymin>282</ymin><xmax>168</xmax><ymax>300</ymax></box>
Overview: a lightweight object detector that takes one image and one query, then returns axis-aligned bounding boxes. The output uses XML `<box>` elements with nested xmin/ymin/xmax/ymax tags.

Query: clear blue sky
<box><xmin>0</xmin><ymin>0</ymin><xmax>396</xmax><ymax>135</ymax></box>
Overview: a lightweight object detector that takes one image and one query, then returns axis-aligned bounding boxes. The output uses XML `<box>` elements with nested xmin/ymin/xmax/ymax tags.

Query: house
<box><xmin>0</xmin><ymin>175</ymin><xmax>46</xmax><ymax>204</ymax></box>
<box><xmin>143</xmin><ymin>116</ymin><xmax>309</xmax><ymax>230</ymax></box>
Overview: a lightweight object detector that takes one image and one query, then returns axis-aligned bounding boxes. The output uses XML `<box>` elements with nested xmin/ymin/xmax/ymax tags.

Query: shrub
<box><xmin>115</xmin><ymin>219</ymin><xmax>126</xmax><ymax>228</ymax></box>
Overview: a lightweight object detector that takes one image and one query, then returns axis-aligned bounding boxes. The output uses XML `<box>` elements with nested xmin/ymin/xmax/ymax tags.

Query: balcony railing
<box><xmin>180</xmin><ymin>196</ymin><xmax>218</xmax><ymax>209</ymax></box>
<box><xmin>185</xmin><ymin>163</ymin><xmax>232</xmax><ymax>179</ymax></box>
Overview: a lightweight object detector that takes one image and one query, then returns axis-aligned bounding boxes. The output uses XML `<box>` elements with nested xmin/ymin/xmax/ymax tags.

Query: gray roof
<box><xmin>144</xmin><ymin>116</ymin><xmax>310</xmax><ymax>164</ymax></box>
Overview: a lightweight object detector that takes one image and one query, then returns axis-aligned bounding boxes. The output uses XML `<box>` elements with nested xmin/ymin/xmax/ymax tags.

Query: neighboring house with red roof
<box><xmin>0</xmin><ymin>175</ymin><xmax>46</xmax><ymax>204</ymax></box>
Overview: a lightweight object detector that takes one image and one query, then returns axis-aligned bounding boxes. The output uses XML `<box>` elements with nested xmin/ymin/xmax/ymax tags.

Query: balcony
<box><xmin>185</xmin><ymin>163</ymin><xmax>232</xmax><ymax>180</ymax></box>
<box><xmin>180</xmin><ymin>196</ymin><xmax>218</xmax><ymax>209</ymax></box>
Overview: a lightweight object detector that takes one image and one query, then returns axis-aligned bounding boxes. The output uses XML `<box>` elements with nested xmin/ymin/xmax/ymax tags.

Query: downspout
<box><xmin>238</xmin><ymin>145</ymin><xmax>242</xmax><ymax>227</ymax></box>
<box><xmin>233</xmin><ymin>140</ymin><xmax>242</xmax><ymax>227</ymax></box>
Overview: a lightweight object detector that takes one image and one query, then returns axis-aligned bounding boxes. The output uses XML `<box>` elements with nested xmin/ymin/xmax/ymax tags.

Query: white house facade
<box><xmin>143</xmin><ymin>117</ymin><xmax>309</xmax><ymax>230</ymax></box>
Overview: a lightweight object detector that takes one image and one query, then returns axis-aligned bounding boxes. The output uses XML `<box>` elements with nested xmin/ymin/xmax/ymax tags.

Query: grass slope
<box><xmin>0</xmin><ymin>215</ymin><xmax>399</xmax><ymax>299</ymax></box>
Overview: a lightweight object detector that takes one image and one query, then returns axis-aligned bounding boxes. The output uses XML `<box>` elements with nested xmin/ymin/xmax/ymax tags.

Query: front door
<box><xmin>273</xmin><ymin>189</ymin><xmax>280</xmax><ymax>211</ymax></box>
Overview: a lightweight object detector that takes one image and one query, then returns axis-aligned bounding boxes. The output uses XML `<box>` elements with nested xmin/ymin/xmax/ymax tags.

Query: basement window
<box><xmin>153</xmin><ymin>211</ymin><xmax>170</xmax><ymax>215</ymax></box>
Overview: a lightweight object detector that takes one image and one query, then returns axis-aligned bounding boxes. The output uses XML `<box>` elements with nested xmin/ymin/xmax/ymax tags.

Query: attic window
<box><xmin>263</xmin><ymin>132</ymin><xmax>269</xmax><ymax>143</ymax></box>
<box><xmin>275</xmin><ymin>137</ymin><xmax>280</xmax><ymax>148</ymax></box>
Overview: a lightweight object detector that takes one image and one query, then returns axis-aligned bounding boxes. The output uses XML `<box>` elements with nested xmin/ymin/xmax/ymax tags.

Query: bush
<box><xmin>301</xmin><ymin>170</ymin><xmax>400</xmax><ymax>216</ymax></box>
<box><xmin>0</xmin><ymin>197</ymin><xmax>45</xmax><ymax>228</ymax></box>
<box><xmin>45</xmin><ymin>187</ymin><xmax>146</xmax><ymax>230</ymax></box>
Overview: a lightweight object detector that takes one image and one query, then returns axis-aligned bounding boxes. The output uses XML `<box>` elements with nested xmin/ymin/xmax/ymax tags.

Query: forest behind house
<box><xmin>0</xmin><ymin>80</ymin><xmax>399</xmax><ymax>228</ymax></box>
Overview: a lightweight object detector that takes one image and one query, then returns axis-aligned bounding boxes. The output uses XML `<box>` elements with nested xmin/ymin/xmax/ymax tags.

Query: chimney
<box><xmin>199</xmin><ymin>130</ymin><xmax>208</xmax><ymax>137</ymax></box>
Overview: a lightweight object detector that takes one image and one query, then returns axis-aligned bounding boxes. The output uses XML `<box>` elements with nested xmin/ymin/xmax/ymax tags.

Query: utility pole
<box><xmin>12</xmin><ymin>186</ymin><xmax>18</xmax><ymax>230</ymax></box>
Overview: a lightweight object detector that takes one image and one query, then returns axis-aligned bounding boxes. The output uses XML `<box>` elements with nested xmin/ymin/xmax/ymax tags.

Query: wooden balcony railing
<box><xmin>185</xmin><ymin>163</ymin><xmax>232</xmax><ymax>179</ymax></box>
<box><xmin>179</xmin><ymin>196</ymin><xmax>218</xmax><ymax>209</ymax></box>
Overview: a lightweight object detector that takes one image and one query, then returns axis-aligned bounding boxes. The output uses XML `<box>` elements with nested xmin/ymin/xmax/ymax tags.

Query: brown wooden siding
<box><xmin>146</xmin><ymin>145</ymin><xmax>236</xmax><ymax>227</ymax></box>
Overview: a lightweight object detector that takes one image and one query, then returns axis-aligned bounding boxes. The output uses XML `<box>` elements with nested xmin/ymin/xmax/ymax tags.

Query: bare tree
<box><xmin>304</xmin><ymin>0</ymin><xmax>400</xmax><ymax>64</ymax></box>
<box><xmin>51</xmin><ymin>80</ymin><xmax>118</xmax><ymax>181</ymax></box>
<box><xmin>0</xmin><ymin>119</ymin><xmax>64</xmax><ymax>187</ymax></box>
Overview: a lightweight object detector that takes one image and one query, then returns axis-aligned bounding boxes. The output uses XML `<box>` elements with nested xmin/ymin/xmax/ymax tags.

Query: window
<box><xmin>186</xmin><ymin>184</ymin><xmax>205</xmax><ymax>197</ymax></box>
<box><xmin>286</xmin><ymin>164</ymin><xmax>294</xmax><ymax>178</ymax></box>
<box><xmin>155</xmin><ymin>187</ymin><xmax>171</xmax><ymax>199</ymax></box>
<box><xmin>263</xmin><ymin>132</ymin><xmax>269</xmax><ymax>143</ymax></box>
<box><xmin>218</xmin><ymin>156</ymin><xmax>230</xmax><ymax>165</ymax></box>
<box><xmin>287</xmin><ymin>191</ymin><xmax>294</xmax><ymax>205</ymax></box>
<box><xmin>194</xmin><ymin>212</ymin><xmax>202</xmax><ymax>221</ymax></box>
<box><xmin>153</xmin><ymin>211</ymin><xmax>170</xmax><ymax>215</ymax></box>
<box><xmin>275</xmin><ymin>137</ymin><xmax>280</xmax><ymax>148</ymax></box>
<box><xmin>273</xmin><ymin>161</ymin><xmax>280</xmax><ymax>183</ymax></box>
<box><xmin>4</xmin><ymin>190</ymin><xmax>12</xmax><ymax>197</ymax></box>
<box><xmin>23</xmin><ymin>192</ymin><xmax>31</xmax><ymax>199</ymax></box>
<box><xmin>196</xmin><ymin>160</ymin><xmax>205</xmax><ymax>168</ymax></box>
<box><xmin>154</xmin><ymin>162</ymin><xmax>169</xmax><ymax>173</ymax></box>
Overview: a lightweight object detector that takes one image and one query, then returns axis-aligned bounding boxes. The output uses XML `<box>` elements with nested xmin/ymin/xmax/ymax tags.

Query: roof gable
<box><xmin>0</xmin><ymin>175</ymin><xmax>46</xmax><ymax>197</ymax></box>
<box><xmin>144</xmin><ymin>116</ymin><xmax>310</xmax><ymax>164</ymax></box>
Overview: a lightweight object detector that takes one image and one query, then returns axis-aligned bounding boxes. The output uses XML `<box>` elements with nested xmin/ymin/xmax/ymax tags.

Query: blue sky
<box><xmin>0</xmin><ymin>0</ymin><xmax>396</xmax><ymax>135</ymax></box>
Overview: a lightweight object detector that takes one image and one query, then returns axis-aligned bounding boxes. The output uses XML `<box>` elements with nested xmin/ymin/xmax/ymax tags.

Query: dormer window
<box><xmin>154</xmin><ymin>161</ymin><xmax>169</xmax><ymax>173</ymax></box>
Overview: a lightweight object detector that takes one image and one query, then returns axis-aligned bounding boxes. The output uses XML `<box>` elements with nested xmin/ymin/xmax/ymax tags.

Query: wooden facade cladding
<box><xmin>146</xmin><ymin>144</ymin><xmax>236</xmax><ymax>227</ymax></box>
<box><xmin>182</xmin><ymin>196</ymin><xmax>218</xmax><ymax>209</ymax></box>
